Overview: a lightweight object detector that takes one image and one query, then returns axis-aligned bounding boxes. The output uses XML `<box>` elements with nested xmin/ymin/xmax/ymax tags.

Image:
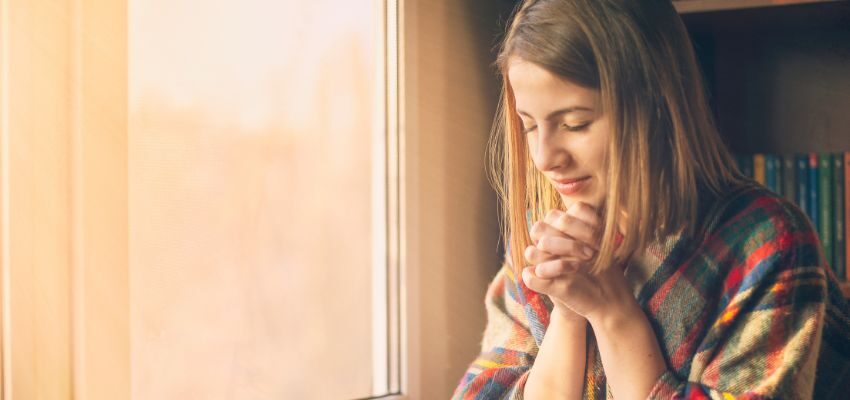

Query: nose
<box><xmin>533</xmin><ymin>125</ymin><xmax>570</xmax><ymax>172</ymax></box>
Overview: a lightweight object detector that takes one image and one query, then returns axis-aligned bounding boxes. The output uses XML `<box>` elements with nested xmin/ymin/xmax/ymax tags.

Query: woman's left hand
<box><xmin>522</xmin><ymin>202</ymin><xmax>636</xmax><ymax>324</ymax></box>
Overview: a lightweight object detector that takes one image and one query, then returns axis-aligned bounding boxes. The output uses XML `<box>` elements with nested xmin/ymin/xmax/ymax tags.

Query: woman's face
<box><xmin>507</xmin><ymin>57</ymin><xmax>610</xmax><ymax>210</ymax></box>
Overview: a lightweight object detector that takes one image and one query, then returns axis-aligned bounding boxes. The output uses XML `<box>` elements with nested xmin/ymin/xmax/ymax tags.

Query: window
<box><xmin>129</xmin><ymin>0</ymin><xmax>400</xmax><ymax>398</ymax></box>
<box><xmin>1</xmin><ymin>0</ymin><xmax>412</xmax><ymax>397</ymax></box>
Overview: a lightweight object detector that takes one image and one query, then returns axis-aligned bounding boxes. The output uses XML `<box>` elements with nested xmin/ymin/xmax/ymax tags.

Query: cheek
<box><xmin>526</xmin><ymin>138</ymin><xmax>543</xmax><ymax>169</ymax></box>
<box><xmin>594</xmin><ymin>149</ymin><xmax>608</xmax><ymax>171</ymax></box>
<box><xmin>590</xmin><ymin>139</ymin><xmax>609</xmax><ymax>170</ymax></box>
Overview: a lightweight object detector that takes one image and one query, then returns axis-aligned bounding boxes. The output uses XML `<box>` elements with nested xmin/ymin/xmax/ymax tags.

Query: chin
<box><xmin>559</xmin><ymin>194</ymin><xmax>604</xmax><ymax>211</ymax></box>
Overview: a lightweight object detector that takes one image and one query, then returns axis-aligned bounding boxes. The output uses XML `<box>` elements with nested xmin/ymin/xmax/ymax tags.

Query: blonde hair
<box><xmin>487</xmin><ymin>0</ymin><xmax>747</xmax><ymax>274</ymax></box>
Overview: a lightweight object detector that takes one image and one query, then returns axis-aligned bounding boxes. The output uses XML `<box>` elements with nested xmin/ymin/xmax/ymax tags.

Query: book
<box><xmin>796</xmin><ymin>154</ymin><xmax>809</xmax><ymax>219</ymax></box>
<box><xmin>846</xmin><ymin>152</ymin><xmax>850</xmax><ymax>282</ymax></box>
<box><xmin>834</xmin><ymin>152</ymin><xmax>845</xmax><ymax>280</ymax></box>
<box><xmin>773</xmin><ymin>155</ymin><xmax>784</xmax><ymax>197</ymax></box>
<box><xmin>809</xmin><ymin>153</ymin><xmax>820</xmax><ymax>233</ymax></box>
<box><xmin>819</xmin><ymin>153</ymin><xmax>833</xmax><ymax>271</ymax></box>
<box><xmin>782</xmin><ymin>155</ymin><xmax>796</xmax><ymax>204</ymax></box>
<box><xmin>766</xmin><ymin>154</ymin><xmax>777</xmax><ymax>193</ymax></box>
<box><xmin>754</xmin><ymin>154</ymin><xmax>766</xmax><ymax>185</ymax></box>
<box><xmin>738</xmin><ymin>154</ymin><xmax>754</xmax><ymax>179</ymax></box>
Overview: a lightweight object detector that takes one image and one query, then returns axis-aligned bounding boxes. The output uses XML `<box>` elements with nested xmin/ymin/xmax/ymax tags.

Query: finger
<box><xmin>536</xmin><ymin>235</ymin><xmax>595</xmax><ymax>261</ymax></box>
<box><xmin>522</xmin><ymin>266</ymin><xmax>579</xmax><ymax>299</ymax></box>
<box><xmin>566</xmin><ymin>201</ymin><xmax>602</xmax><ymax>226</ymax></box>
<box><xmin>521</xmin><ymin>266</ymin><xmax>553</xmax><ymax>293</ymax></box>
<box><xmin>534</xmin><ymin>258</ymin><xmax>581</xmax><ymax>279</ymax></box>
<box><xmin>524</xmin><ymin>244</ymin><xmax>558</xmax><ymax>265</ymax></box>
<box><xmin>543</xmin><ymin>210</ymin><xmax>598</xmax><ymax>249</ymax></box>
<box><xmin>529</xmin><ymin>221</ymin><xmax>569</xmax><ymax>244</ymax></box>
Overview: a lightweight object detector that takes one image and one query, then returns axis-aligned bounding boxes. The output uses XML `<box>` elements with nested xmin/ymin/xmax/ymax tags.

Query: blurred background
<box><xmin>0</xmin><ymin>0</ymin><xmax>513</xmax><ymax>399</ymax></box>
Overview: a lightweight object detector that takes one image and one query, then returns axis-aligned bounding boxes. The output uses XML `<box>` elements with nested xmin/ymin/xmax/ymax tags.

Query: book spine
<box><xmin>809</xmin><ymin>153</ymin><xmax>820</xmax><ymax>232</ymax></box>
<box><xmin>754</xmin><ymin>154</ymin><xmax>766</xmax><ymax>185</ymax></box>
<box><xmin>819</xmin><ymin>153</ymin><xmax>833</xmax><ymax>271</ymax></box>
<box><xmin>783</xmin><ymin>154</ymin><xmax>796</xmax><ymax>203</ymax></box>
<box><xmin>766</xmin><ymin>154</ymin><xmax>777</xmax><ymax>193</ymax></box>
<box><xmin>846</xmin><ymin>152</ymin><xmax>850</xmax><ymax>282</ymax></box>
<box><xmin>741</xmin><ymin>154</ymin><xmax>754</xmax><ymax>179</ymax></box>
<box><xmin>774</xmin><ymin>155</ymin><xmax>784</xmax><ymax>196</ymax></box>
<box><xmin>797</xmin><ymin>154</ymin><xmax>809</xmax><ymax>218</ymax></box>
<box><xmin>834</xmin><ymin>152</ymin><xmax>845</xmax><ymax>280</ymax></box>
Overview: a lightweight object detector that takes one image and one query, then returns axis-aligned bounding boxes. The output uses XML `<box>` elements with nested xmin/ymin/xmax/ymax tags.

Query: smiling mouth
<box><xmin>553</xmin><ymin>176</ymin><xmax>591</xmax><ymax>195</ymax></box>
<box><xmin>553</xmin><ymin>176</ymin><xmax>590</xmax><ymax>185</ymax></box>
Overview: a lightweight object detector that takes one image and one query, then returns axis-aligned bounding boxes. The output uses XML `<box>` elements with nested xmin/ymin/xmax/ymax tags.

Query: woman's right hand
<box><xmin>523</xmin><ymin>202</ymin><xmax>599</xmax><ymax>322</ymax></box>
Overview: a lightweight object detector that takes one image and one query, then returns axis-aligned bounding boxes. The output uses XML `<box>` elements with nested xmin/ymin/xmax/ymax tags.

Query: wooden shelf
<box><xmin>674</xmin><ymin>0</ymin><xmax>846</xmax><ymax>14</ymax></box>
<box><xmin>677</xmin><ymin>1</ymin><xmax>850</xmax><ymax>298</ymax></box>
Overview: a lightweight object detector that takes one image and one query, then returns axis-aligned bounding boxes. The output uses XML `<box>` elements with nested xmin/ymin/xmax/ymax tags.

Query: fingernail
<box><xmin>522</xmin><ymin>268</ymin><xmax>531</xmax><ymax>283</ymax></box>
<box><xmin>583</xmin><ymin>246</ymin><xmax>594</xmax><ymax>258</ymax></box>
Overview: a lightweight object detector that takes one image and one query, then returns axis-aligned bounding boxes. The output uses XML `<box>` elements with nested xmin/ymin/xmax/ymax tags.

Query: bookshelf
<box><xmin>674</xmin><ymin>0</ymin><xmax>845</xmax><ymax>14</ymax></box>
<box><xmin>675</xmin><ymin>0</ymin><xmax>850</xmax><ymax>296</ymax></box>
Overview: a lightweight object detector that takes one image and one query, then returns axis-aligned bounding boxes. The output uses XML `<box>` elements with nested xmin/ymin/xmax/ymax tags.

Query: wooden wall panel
<box><xmin>402</xmin><ymin>0</ymin><xmax>509</xmax><ymax>397</ymax></box>
<box><xmin>1</xmin><ymin>0</ymin><xmax>73</xmax><ymax>398</ymax></box>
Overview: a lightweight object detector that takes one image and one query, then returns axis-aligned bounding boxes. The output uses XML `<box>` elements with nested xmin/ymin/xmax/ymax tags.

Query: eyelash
<box><xmin>522</xmin><ymin>122</ymin><xmax>590</xmax><ymax>134</ymax></box>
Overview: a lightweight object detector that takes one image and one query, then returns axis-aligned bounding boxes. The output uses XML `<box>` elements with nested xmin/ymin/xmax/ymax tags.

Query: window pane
<box><xmin>129</xmin><ymin>1</ymin><xmax>385</xmax><ymax>398</ymax></box>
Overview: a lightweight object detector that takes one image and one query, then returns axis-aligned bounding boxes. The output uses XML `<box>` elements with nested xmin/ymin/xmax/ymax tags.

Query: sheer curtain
<box><xmin>129</xmin><ymin>1</ymin><xmax>387</xmax><ymax>398</ymax></box>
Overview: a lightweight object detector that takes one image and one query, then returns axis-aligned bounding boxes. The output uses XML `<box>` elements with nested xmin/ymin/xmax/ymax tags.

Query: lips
<box><xmin>552</xmin><ymin>176</ymin><xmax>591</xmax><ymax>195</ymax></box>
<box><xmin>553</xmin><ymin>176</ymin><xmax>591</xmax><ymax>185</ymax></box>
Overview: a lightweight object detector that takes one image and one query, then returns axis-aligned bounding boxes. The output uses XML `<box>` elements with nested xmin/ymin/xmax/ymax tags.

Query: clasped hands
<box><xmin>521</xmin><ymin>201</ymin><xmax>635</xmax><ymax>325</ymax></box>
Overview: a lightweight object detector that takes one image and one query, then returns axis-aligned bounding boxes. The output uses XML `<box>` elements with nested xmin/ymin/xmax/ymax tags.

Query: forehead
<box><xmin>507</xmin><ymin>58</ymin><xmax>598</xmax><ymax>116</ymax></box>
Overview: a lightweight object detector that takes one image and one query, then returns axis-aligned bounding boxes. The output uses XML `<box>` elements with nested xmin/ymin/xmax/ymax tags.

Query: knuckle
<box><xmin>522</xmin><ymin>267</ymin><xmax>535</xmax><ymax>283</ymax></box>
<box><xmin>529</xmin><ymin>228</ymin><xmax>541</xmax><ymax>242</ymax></box>
<box><xmin>538</xmin><ymin>236</ymin><xmax>553</xmax><ymax>251</ymax></box>
<box><xmin>557</xmin><ymin>212</ymin><xmax>570</xmax><ymax>225</ymax></box>
<box><xmin>524</xmin><ymin>245</ymin><xmax>535</xmax><ymax>259</ymax></box>
<box><xmin>547</xmin><ymin>261</ymin><xmax>563</xmax><ymax>275</ymax></box>
<box><xmin>557</xmin><ymin>259</ymin><xmax>571</xmax><ymax>272</ymax></box>
<box><xmin>536</xmin><ymin>261</ymin><xmax>551</xmax><ymax>275</ymax></box>
<box><xmin>568</xmin><ymin>201</ymin><xmax>597</xmax><ymax>223</ymax></box>
<box><xmin>559</xmin><ymin>215</ymin><xmax>579</xmax><ymax>233</ymax></box>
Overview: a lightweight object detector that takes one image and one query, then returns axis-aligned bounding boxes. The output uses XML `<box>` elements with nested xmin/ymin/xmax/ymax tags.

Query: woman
<box><xmin>452</xmin><ymin>0</ymin><xmax>850</xmax><ymax>398</ymax></box>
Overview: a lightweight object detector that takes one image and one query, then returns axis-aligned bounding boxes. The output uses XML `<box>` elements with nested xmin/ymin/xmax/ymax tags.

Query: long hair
<box><xmin>487</xmin><ymin>0</ymin><xmax>747</xmax><ymax>274</ymax></box>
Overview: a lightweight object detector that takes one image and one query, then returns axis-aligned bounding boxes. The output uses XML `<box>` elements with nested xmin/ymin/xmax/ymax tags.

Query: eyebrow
<box><xmin>516</xmin><ymin>106</ymin><xmax>593</xmax><ymax>120</ymax></box>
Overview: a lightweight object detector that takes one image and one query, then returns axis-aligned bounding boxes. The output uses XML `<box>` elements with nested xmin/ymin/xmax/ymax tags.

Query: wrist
<box><xmin>586</xmin><ymin>297</ymin><xmax>668</xmax><ymax>398</ymax></box>
<box><xmin>586</xmin><ymin>296</ymin><xmax>645</xmax><ymax>335</ymax></box>
<box><xmin>552</xmin><ymin>302</ymin><xmax>587</xmax><ymax>326</ymax></box>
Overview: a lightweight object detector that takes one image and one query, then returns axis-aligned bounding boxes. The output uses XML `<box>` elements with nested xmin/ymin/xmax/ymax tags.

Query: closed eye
<box><xmin>522</xmin><ymin>121</ymin><xmax>591</xmax><ymax>134</ymax></box>
<box><xmin>563</xmin><ymin>122</ymin><xmax>591</xmax><ymax>132</ymax></box>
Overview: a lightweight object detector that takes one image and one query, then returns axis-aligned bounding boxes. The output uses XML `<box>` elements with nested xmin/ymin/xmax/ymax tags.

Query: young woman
<box><xmin>452</xmin><ymin>0</ymin><xmax>850</xmax><ymax>398</ymax></box>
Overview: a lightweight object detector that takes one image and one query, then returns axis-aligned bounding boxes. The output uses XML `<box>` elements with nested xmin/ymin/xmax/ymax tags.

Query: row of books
<box><xmin>735</xmin><ymin>152</ymin><xmax>849</xmax><ymax>281</ymax></box>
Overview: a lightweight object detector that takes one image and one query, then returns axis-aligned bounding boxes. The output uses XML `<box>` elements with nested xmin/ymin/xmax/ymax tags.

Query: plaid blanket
<box><xmin>453</xmin><ymin>185</ymin><xmax>850</xmax><ymax>399</ymax></box>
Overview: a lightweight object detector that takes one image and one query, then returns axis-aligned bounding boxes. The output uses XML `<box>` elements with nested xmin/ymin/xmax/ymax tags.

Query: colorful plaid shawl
<box><xmin>452</xmin><ymin>185</ymin><xmax>850</xmax><ymax>399</ymax></box>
